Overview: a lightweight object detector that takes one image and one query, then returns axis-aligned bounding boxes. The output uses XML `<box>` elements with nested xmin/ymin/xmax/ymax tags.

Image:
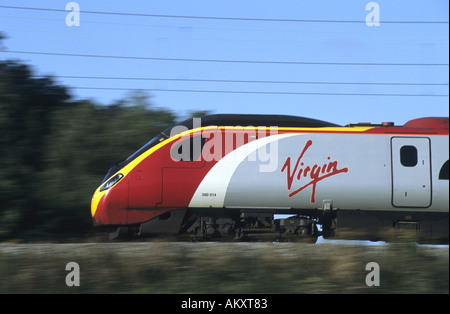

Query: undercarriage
<box><xmin>106</xmin><ymin>208</ymin><xmax>448</xmax><ymax>244</ymax></box>
<box><xmin>186</xmin><ymin>213</ymin><xmax>319</xmax><ymax>242</ymax></box>
<box><xmin>109</xmin><ymin>208</ymin><xmax>329</xmax><ymax>242</ymax></box>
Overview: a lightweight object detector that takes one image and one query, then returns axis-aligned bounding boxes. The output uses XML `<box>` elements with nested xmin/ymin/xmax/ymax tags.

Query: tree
<box><xmin>0</xmin><ymin>60</ymin><xmax>70</xmax><ymax>238</ymax></box>
<box><xmin>0</xmin><ymin>57</ymin><xmax>177</xmax><ymax>240</ymax></box>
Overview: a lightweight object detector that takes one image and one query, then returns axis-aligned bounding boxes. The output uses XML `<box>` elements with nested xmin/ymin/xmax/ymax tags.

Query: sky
<box><xmin>0</xmin><ymin>0</ymin><xmax>448</xmax><ymax>126</ymax></box>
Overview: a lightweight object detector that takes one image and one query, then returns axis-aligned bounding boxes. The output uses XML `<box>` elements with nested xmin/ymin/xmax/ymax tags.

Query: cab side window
<box><xmin>400</xmin><ymin>145</ymin><xmax>418</xmax><ymax>167</ymax></box>
<box><xmin>171</xmin><ymin>136</ymin><xmax>206</xmax><ymax>162</ymax></box>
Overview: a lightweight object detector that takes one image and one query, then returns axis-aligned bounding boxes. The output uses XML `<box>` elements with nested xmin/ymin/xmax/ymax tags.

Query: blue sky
<box><xmin>0</xmin><ymin>0</ymin><xmax>448</xmax><ymax>125</ymax></box>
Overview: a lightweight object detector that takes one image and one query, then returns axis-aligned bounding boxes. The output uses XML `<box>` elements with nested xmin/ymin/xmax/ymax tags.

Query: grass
<box><xmin>0</xmin><ymin>242</ymin><xmax>448</xmax><ymax>294</ymax></box>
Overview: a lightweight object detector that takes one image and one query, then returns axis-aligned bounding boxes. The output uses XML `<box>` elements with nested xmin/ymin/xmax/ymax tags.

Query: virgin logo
<box><xmin>281</xmin><ymin>140</ymin><xmax>348</xmax><ymax>203</ymax></box>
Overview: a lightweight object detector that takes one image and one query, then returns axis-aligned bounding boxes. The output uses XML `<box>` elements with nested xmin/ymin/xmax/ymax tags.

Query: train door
<box><xmin>160</xmin><ymin>127</ymin><xmax>218</xmax><ymax>207</ymax></box>
<box><xmin>391</xmin><ymin>137</ymin><xmax>431</xmax><ymax>207</ymax></box>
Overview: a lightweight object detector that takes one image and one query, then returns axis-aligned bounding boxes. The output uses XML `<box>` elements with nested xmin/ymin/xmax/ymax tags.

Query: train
<box><xmin>91</xmin><ymin>114</ymin><xmax>449</xmax><ymax>243</ymax></box>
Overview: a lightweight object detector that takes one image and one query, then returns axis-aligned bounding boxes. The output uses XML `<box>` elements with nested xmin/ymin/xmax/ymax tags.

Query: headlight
<box><xmin>100</xmin><ymin>173</ymin><xmax>124</xmax><ymax>192</ymax></box>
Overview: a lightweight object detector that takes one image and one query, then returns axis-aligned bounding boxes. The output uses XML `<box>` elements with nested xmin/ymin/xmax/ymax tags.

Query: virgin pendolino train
<box><xmin>91</xmin><ymin>114</ymin><xmax>449</xmax><ymax>243</ymax></box>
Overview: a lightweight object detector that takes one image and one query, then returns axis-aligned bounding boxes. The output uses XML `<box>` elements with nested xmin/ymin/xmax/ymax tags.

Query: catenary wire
<box><xmin>4</xmin><ymin>50</ymin><xmax>448</xmax><ymax>66</ymax></box>
<box><xmin>71</xmin><ymin>86</ymin><xmax>449</xmax><ymax>97</ymax></box>
<box><xmin>0</xmin><ymin>5</ymin><xmax>448</xmax><ymax>24</ymax></box>
<box><xmin>36</xmin><ymin>75</ymin><xmax>449</xmax><ymax>86</ymax></box>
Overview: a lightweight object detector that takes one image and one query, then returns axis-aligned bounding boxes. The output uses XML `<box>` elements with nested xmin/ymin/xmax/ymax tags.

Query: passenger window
<box><xmin>400</xmin><ymin>145</ymin><xmax>418</xmax><ymax>167</ymax></box>
<box><xmin>439</xmin><ymin>160</ymin><xmax>449</xmax><ymax>180</ymax></box>
<box><xmin>171</xmin><ymin>136</ymin><xmax>206</xmax><ymax>162</ymax></box>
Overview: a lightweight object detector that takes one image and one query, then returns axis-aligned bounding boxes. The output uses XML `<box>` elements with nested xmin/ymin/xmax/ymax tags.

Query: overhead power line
<box><xmin>41</xmin><ymin>75</ymin><xmax>448</xmax><ymax>86</ymax></box>
<box><xmin>0</xmin><ymin>5</ymin><xmax>448</xmax><ymax>24</ymax></box>
<box><xmin>4</xmin><ymin>50</ymin><xmax>448</xmax><ymax>66</ymax></box>
<box><xmin>72</xmin><ymin>86</ymin><xmax>449</xmax><ymax>97</ymax></box>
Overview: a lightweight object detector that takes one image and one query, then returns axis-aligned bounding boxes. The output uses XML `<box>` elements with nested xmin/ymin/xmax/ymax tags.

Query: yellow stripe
<box><xmin>91</xmin><ymin>186</ymin><xmax>105</xmax><ymax>217</ymax></box>
<box><xmin>280</xmin><ymin>126</ymin><xmax>374</xmax><ymax>132</ymax></box>
<box><xmin>219</xmin><ymin>126</ymin><xmax>374</xmax><ymax>132</ymax></box>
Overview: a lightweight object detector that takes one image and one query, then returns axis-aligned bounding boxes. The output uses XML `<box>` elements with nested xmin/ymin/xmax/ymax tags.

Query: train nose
<box><xmin>91</xmin><ymin>173</ymin><xmax>129</xmax><ymax>225</ymax></box>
